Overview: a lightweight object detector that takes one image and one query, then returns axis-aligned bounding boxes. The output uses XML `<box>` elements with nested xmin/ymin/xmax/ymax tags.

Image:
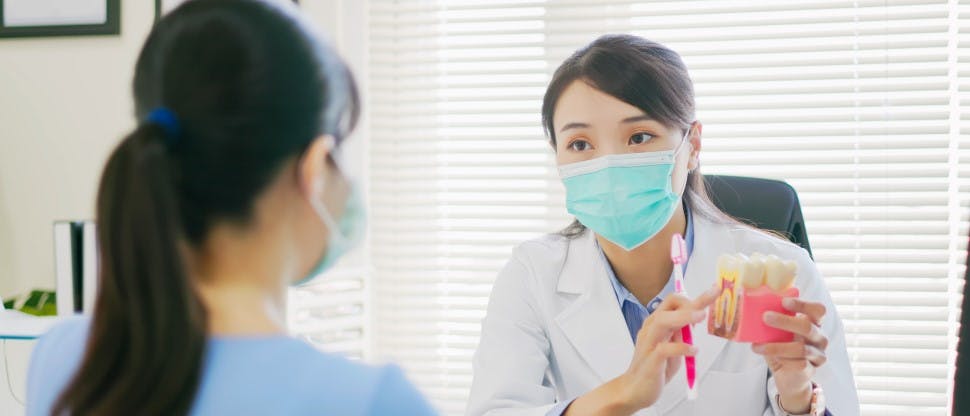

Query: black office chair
<box><xmin>703</xmin><ymin>175</ymin><xmax>813</xmax><ymax>259</ymax></box>
<box><xmin>952</xmin><ymin>227</ymin><xmax>970</xmax><ymax>416</ymax></box>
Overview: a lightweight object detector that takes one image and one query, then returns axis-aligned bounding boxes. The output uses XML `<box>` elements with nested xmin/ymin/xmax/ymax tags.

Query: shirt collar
<box><xmin>598</xmin><ymin>204</ymin><xmax>695</xmax><ymax>308</ymax></box>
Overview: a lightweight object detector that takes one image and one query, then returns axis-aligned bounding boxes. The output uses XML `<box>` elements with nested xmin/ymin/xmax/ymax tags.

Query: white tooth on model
<box><xmin>739</xmin><ymin>255</ymin><xmax>765</xmax><ymax>289</ymax></box>
<box><xmin>780</xmin><ymin>260</ymin><xmax>797</xmax><ymax>289</ymax></box>
<box><xmin>717</xmin><ymin>254</ymin><xmax>740</xmax><ymax>272</ymax></box>
<box><xmin>764</xmin><ymin>255</ymin><xmax>797</xmax><ymax>291</ymax></box>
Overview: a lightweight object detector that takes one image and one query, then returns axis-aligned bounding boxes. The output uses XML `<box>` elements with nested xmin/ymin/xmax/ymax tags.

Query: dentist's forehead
<box><xmin>553</xmin><ymin>80</ymin><xmax>651</xmax><ymax>131</ymax></box>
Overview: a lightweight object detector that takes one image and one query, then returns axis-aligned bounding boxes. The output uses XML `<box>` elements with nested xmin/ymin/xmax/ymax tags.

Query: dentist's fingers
<box><xmin>638</xmin><ymin>309</ymin><xmax>706</xmax><ymax>347</ymax></box>
<box><xmin>781</xmin><ymin>298</ymin><xmax>826</xmax><ymax>326</ymax></box>
<box><xmin>655</xmin><ymin>342</ymin><xmax>698</xmax><ymax>360</ymax></box>
<box><xmin>655</xmin><ymin>285</ymin><xmax>722</xmax><ymax>313</ymax></box>
<box><xmin>763</xmin><ymin>312</ymin><xmax>828</xmax><ymax>350</ymax></box>
<box><xmin>638</xmin><ymin>286</ymin><xmax>721</xmax><ymax>347</ymax></box>
<box><xmin>645</xmin><ymin>342</ymin><xmax>698</xmax><ymax>370</ymax></box>
<box><xmin>655</xmin><ymin>293</ymin><xmax>690</xmax><ymax>312</ymax></box>
<box><xmin>690</xmin><ymin>285</ymin><xmax>723</xmax><ymax>310</ymax></box>
<box><xmin>751</xmin><ymin>342</ymin><xmax>827</xmax><ymax>368</ymax></box>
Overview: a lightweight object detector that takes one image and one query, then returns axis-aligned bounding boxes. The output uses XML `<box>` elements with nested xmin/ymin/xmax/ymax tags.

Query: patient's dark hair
<box><xmin>53</xmin><ymin>0</ymin><xmax>358</xmax><ymax>414</ymax></box>
<box><xmin>541</xmin><ymin>34</ymin><xmax>732</xmax><ymax>236</ymax></box>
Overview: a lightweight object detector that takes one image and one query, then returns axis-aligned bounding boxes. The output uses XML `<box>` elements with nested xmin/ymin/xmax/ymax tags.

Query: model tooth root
<box><xmin>714</xmin><ymin>254</ymin><xmax>740</xmax><ymax>330</ymax></box>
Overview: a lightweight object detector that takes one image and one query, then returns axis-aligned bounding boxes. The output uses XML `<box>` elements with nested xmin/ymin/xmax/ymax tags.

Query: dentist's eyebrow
<box><xmin>621</xmin><ymin>115</ymin><xmax>653</xmax><ymax>123</ymax></box>
<box><xmin>559</xmin><ymin>122</ymin><xmax>590</xmax><ymax>133</ymax></box>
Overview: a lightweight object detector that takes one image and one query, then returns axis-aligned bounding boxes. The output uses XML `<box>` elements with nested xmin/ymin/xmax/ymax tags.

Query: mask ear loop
<box><xmin>677</xmin><ymin>122</ymin><xmax>704</xmax><ymax>176</ymax></box>
<box><xmin>309</xmin><ymin>136</ymin><xmax>351</xmax><ymax>246</ymax></box>
<box><xmin>672</xmin><ymin>122</ymin><xmax>695</xmax><ymax>157</ymax></box>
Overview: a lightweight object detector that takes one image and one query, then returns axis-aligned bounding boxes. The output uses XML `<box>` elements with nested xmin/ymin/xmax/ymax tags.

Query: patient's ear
<box><xmin>296</xmin><ymin>135</ymin><xmax>334</xmax><ymax>204</ymax></box>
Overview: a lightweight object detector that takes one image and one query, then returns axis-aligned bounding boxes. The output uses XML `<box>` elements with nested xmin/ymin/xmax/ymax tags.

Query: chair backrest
<box><xmin>953</xmin><ymin>228</ymin><xmax>970</xmax><ymax>416</ymax></box>
<box><xmin>702</xmin><ymin>175</ymin><xmax>813</xmax><ymax>258</ymax></box>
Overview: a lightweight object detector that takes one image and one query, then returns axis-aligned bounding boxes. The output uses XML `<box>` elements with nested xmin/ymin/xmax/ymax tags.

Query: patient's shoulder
<box><xmin>277</xmin><ymin>342</ymin><xmax>434</xmax><ymax>414</ymax></box>
<box><xmin>31</xmin><ymin>315</ymin><xmax>90</xmax><ymax>369</ymax></box>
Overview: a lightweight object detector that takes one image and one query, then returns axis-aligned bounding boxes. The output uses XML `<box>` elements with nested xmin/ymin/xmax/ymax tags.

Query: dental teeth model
<box><xmin>708</xmin><ymin>252</ymin><xmax>799</xmax><ymax>343</ymax></box>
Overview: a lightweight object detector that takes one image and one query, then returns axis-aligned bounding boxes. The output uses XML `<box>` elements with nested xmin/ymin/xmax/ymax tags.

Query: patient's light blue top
<box><xmin>27</xmin><ymin>317</ymin><xmax>437</xmax><ymax>415</ymax></box>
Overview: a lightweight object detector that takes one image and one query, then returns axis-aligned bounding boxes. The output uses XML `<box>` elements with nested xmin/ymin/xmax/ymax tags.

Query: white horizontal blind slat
<box><xmin>368</xmin><ymin>1</ymin><xmax>968</xmax><ymax>414</ymax></box>
<box><xmin>287</xmin><ymin>258</ymin><xmax>369</xmax><ymax>360</ymax></box>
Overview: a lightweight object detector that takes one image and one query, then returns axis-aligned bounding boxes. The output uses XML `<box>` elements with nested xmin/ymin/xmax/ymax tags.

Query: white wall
<box><xmin>0</xmin><ymin>1</ymin><xmax>154</xmax><ymax>299</ymax></box>
<box><xmin>0</xmin><ymin>0</ymin><xmax>357</xmax><ymax>299</ymax></box>
<box><xmin>0</xmin><ymin>3</ymin><xmax>154</xmax><ymax>414</ymax></box>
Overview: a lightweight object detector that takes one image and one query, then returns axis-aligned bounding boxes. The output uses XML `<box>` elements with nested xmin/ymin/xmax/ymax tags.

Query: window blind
<box><xmin>367</xmin><ymin>1</ymin><xmax>970</xmax><ymax>414</ymax></box>
<box><xmin>287</xmin><ymin>263</ymin><xmax>369</xmax><ymax>359</ymax></box>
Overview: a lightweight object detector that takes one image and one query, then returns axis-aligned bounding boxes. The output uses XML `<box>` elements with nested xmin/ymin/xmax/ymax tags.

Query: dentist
<box><xmin>467</xmin><ymin>35</ymin><xmax>858</xmax><ymax>416</ymax></box>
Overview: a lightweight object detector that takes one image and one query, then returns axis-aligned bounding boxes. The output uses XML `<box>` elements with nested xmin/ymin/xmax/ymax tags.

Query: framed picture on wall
<box><xmin>0</xmin><ymin>0</ymin><xmax>119</xmax><ymax>38</ymax></box>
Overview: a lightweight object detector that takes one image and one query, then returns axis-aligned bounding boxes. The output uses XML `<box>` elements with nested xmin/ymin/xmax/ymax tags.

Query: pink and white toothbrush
<box><xmin>670</xmin><ymin>233</ymin><xmax>697</xmax><ymax>400</ymax></box>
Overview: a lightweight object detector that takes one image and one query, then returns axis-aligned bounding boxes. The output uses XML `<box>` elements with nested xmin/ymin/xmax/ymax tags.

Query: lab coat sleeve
<box><xmin>466</xmin><ymin>255</ymin><xmax>559</xmax><ymax>416</ymax></box>
<box><xmin>765</xmin><ymin>247</ymin><xmax>860</xmax><ymax>416</ymax></box>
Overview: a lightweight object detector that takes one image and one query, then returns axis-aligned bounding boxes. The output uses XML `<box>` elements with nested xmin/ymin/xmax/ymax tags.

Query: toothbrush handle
<box><xmin>682</xmin><ymin>326</ymin><xmax>696</xmax><ymax>391</ymax></box>
<box><xmin>673</xmin><ymin>265</ymin><xmax>696</xmax><ymax>394</ymax></box>
<box><xmin>674</xmin><ymin>266</ymin><xmax>685</xmax><ymax>293</ymax></box>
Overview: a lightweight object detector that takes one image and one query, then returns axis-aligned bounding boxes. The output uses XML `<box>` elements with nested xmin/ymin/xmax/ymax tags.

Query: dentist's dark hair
<box><xmin>53</xmin><ymin>0</ymin><xmax>358</xmax><ymax>414</ymax></box>
<box><xmin>542</xmin><ymin>34</ymin><xmax>732</xmax><ymax>236</ymax></box>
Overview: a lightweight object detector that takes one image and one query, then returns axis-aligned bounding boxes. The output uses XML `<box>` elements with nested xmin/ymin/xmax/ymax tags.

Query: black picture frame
<box><xmin>154</xmin><ymin>0</ymin><xmax>192</xmax><ymax>23</ymax></box>
<box><xmin>154</xmin><ymin>0</ymin><xmax>169</xmax><ymax>23</ymax></box>
<box><xmin>0</xmin><ymin>0</ymin><xmax>119</xmax><ymax>39</ymax></box>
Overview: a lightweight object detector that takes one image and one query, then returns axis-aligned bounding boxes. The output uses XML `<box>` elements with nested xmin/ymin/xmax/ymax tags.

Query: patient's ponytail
<box><xmin>50</xmin><ymin>0</ymin><xmax>358</xmax><ymax>413</ymax></box>
<box><xmin>53</xmin><ymin>123</ymin><xmax>206</xmax><ymax>415</ymax></box>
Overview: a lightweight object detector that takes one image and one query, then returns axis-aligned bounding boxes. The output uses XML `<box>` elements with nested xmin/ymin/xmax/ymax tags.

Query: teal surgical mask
<box><xmin>559</xmin><ymin>128</ymin><xmax>691</xmax><ymax>251</ymax></box>
<box><xmin>294</xmin><ymin>144</ymin><xmax>366</xmax><ymax>286</ymax></box>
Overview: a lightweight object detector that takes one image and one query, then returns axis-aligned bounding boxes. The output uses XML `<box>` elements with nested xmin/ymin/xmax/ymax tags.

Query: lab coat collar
<box><xmin>555</xmin><ymin>230</ymin><xmax>634</xmax><ymax>382</ymax></box>
<box><xmin>554</xmin><ymin>215</ymin><xmax>733</xmax><ymax>412</ymax></box>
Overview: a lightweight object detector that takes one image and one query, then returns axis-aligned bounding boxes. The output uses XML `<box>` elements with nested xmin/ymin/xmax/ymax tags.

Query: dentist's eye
<box><xmin>568</xmin><ymin>140</ymin><xmax>592</xmax><ymax>152</ymax></box>
<box><xmin>629</xmin><ymin>133</ymin><xmax>654</xmax><ymax>145</ymax></box>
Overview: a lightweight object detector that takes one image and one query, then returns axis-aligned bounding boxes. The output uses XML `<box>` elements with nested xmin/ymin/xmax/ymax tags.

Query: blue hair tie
<box><xmin>145</xmin><ymin>107</ymin><xmax>181</xmax><ymax>146</ymax></box>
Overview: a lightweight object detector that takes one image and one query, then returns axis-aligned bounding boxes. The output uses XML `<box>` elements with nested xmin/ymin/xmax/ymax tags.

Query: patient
<box><xmin>25</xmin><ymin>0</ymin><xmax>435</xmax><ymax>414</ymax></box>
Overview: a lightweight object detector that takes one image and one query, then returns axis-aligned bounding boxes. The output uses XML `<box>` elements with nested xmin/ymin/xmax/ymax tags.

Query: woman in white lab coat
<box><xmin>467</xmin><ymin>35</ymin><xmax>859</xmax><ymax>416</ymax></box>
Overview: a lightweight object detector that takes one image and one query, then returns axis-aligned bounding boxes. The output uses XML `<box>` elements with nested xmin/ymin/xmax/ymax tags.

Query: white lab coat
<box><xmin>467</xmin><ymin>214</ymin><xmax>859</xmax><ymax>416</ymax></box>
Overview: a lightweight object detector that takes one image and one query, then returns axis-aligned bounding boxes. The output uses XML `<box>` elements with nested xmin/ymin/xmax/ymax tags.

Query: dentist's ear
<box><xmin>687</xmin><ymin>122</ymin><xmax>703</xmax><ymax>171</ymax></box>
<box><xmin>297</xmin><ymin>135</ymin><xmax>336</xmax><ymax>203</ymax></box>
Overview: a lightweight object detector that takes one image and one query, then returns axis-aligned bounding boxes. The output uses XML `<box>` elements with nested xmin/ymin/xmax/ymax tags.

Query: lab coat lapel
<box><xmin>555</xmin><ymin>231</ymin><xmax>635</xmax><ymax>383</ymax></box>
<box><xmin>654</xmin><ymin>214</ymin><xmax>733</xmax><ymax>412</ymax></box>
<box><xmin>552</xmin><ymin>216</ymin><xmax>736</xmax><ymax>412</ymax></box>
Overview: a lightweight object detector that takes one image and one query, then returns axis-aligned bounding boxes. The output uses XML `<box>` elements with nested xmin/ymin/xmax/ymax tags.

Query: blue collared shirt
<box><xmin>598</xmin><ymin>208</ymin><xmax>694</xmax><ymax>342</ymax></box>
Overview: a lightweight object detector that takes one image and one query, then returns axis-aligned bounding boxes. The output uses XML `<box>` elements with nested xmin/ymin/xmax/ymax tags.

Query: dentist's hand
<box><xmin>751</xmin><ymin>297</ymin><xmax>828</xmax><ymax>414</ymax></box>
<box><xmin>621</xmin><ymin>286</ymin><xmax>722</xmax><ymax>409</ymax></box>
<box><xmin>564</xmin><ymin>285</ymin><xmax>721</xmax><ymax>416</ymax></box>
